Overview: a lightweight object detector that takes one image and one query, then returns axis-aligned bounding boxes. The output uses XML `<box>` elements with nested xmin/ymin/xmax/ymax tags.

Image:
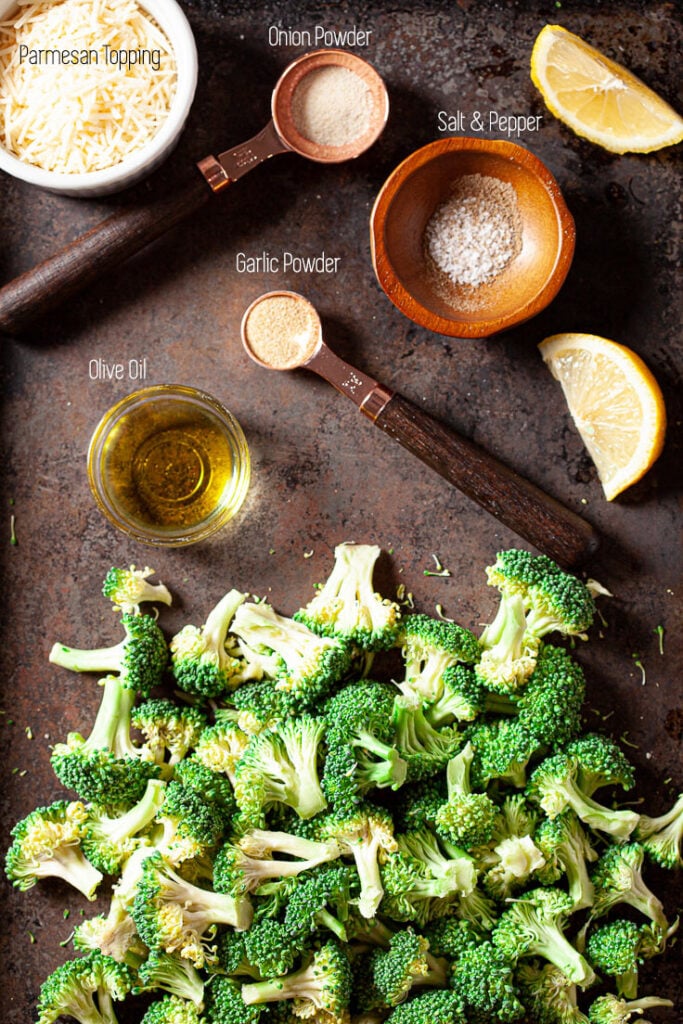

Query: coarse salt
<box><xmin>424</xmin><ymin>174</ymin><xmax>522</xmax><ymax>289</ymax></box>
<box><xmin>291</xmin><ymin>64</ymin><xmax>372</xmax><ymax>148</ymax></box>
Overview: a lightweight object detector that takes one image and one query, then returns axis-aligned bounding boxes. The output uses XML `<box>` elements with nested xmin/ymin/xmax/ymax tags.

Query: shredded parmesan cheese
<box><xmin>0</xmin><ymin>0</ymin><xmax>177</xmax><ymax>173</ymax></box>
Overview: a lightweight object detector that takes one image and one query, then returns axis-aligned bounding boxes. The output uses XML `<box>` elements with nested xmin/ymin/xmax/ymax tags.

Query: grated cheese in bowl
<box><xmin>0</xmin><ymin>0</ymin><xmax>193</xmax><ymax>189</ymax></box>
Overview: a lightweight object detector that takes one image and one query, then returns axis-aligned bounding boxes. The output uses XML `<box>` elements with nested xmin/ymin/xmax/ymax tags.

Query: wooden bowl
<box><xmin>370</xmin><ymin>138</ymin><xmax>575</xmax><ymax>338</ymax></box>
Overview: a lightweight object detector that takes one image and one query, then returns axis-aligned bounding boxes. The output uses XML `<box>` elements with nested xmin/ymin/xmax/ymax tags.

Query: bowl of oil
<box><xmin>87</xmin><ymin>385</ymin><xmax>250</xmax><ymax>546</ymax></box>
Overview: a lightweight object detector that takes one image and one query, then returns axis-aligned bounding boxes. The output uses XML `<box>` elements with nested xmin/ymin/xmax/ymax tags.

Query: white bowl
<box><xmin>0</xmin><ymin>0</ymin><xmax>198</xmax><ymax>196</ymax></box>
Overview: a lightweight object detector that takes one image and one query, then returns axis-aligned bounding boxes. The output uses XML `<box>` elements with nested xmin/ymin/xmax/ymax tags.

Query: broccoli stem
<box><xmin>560</xmin><ymin>780</ymin><xmax>639</xmax><ymax>841</ymax></box>
<box><xmin>36</xmin><ymin>845</ymin><xmax>103</xmax><ymax>902</ymax></box>
<box><xmin>239</xmin><ymin>830</ymin><xmax>341</xmax><ymax>864</ymax></box>
<box><xmin>91</xmin><ymin>780</ymin><xmax>167</xmax><ymax>846</ymax></box>
<box><xmin>204</xmin><ymin>590</ymin><xmax>246</xmax><ymax>658</ymax></box>
<box><xmin>87</xmin><ymin>676</ymin><xmax>135</xmax><ymax>753</ymax></box>
<box><xmin>49</xmin><ymin>640</ymin><xmax>126</xmax><ymax>675</ymax></box>
<box><xmin>241</xmin><ymin>958</ymin><xmax>322</xmax><ymax>1005</ymax></box>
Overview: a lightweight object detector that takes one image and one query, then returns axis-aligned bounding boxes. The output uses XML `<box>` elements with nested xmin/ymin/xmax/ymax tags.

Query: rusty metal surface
<box><xmin>0</xmin><ymin>0</ymin><xmax>681</xmax><ymax>1020</ymax></box>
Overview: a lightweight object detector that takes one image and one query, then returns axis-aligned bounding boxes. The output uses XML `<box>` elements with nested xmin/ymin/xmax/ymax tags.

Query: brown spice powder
<box><xmin>244</xmin><ymin>295</ymin><xmax>320</xmax><ymax>370</ymax></box>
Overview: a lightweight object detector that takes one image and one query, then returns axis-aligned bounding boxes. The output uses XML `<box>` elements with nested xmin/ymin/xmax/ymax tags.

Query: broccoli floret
<box><xmin>5</xmin><ymin>799</ymin><xmax>103</xmax><ymax>899</ymax></box>
<box><xmin>587</xmin><ymin>995</ymin><xmax>674</xmax><ymax>1024</ymax></box>
<box><xmin>132</xmin><ymin>699</ymin><xmax>207</xmax><ymax>770</ymax></box>
<box><xmin>132</xmin><ymin>851</ymin><xmax>253</xmax><ymax>967</ymax></box>
<box><xmin>535</xmin><ymin>810</ymin><xmax>599</xmax><ymax>912</ymax></box>
<box><xmin>295</xmin><ymin>542</ymin><xmax>402</xmax><ymax>651</ymax></box>
<box><xmin>383</xmin><ymin>989</ymin><xmax>467</xmax><ymax>1024</ymax></box>
<box><xmin>634</xmin><ymin>791</ymin><xmax>683</xmax><ymax>869</ymax></box>
<box><xmin>589</xmin><ymin>843</ymin><xmax>669</xmax><ymax>930</ymax></box>
<box><xmin>135</xmin><ymin>950</ymin><xmax>205</xmax><ymax>1009</ymax></box>
<box><xmin>74</xmin><ymin>846</ymin><xmax>154</xmax><ymax>965</ymax></box>
<box><xmin>490</xmin><ymin>645</ymin><xmax>586</xmax><ymax>749</ymax></box>
<box><xmin>154</xmin><ymin>780</ymin><xmax>226</xmax><ymax>864</ymax></box>
<box><xmin>422</xmin><ymin>916</ymin><xmax>480</xmax><ymax>959</ymax></box>
<box><xmin>433</xmin><ymin>741</ymin><xmax>498</xmax><ymax>849</ymax></box>
<box><xmin>380</xmin><ymin>829</ymin><xmax>476</xmax><ymax>926</ymax></box>
<box><xmin>241</xmin><ymin>917</ymin><xmax>304</xmax><ymax>978</ymax></box>
<box><xmin>392</xmin><ymin>777</ymin><xmax>447</xmax><ymax>834</ymax></box>
<box><xmin>284</xmin><ymin>863</ymin><xmax>356</xmax><ymax>942</ymax></box>
<box><xmin>477</xmin><ymin>590</ymin><xmax>541</xmax><ymax>693</ymax></box>
<box><xmin>203</xmin><ymin>977</ymin><xmax>266</xmax><ymax>1024</ymax></box>
<box><xmin>454</xmin><ymin>884</ymin><xmax>500</xmax><ymax>933</ymax></box>
<box><xmin>473</xmin><ymin>794</ymin><xmax>545</xmax><ymax>902</ymax></box>
<box><xmin>50</xmin><ymin>612</ymin><xmax>168</xmax><ymax>697</ymax></box>
<box><xmin>102</xmin><ymin>565</ymin><xmax>172</xmax><ymax>615</ymax></box>
<box><xmin>170</xmin><ymin>590</ymin><xmax>247</xmax><ymax>698</ymax></box>
<box><xmin>395</xmin><ymin>613</ymin><xmax>480</xmax><ymax>704</ymax></box>
<box><xmin>227</xmin><ymin>682</ymin><xmax>302</xmax><ymax>732</ymax></box>
<box><xmin>492</xmin><ymin>887</ymin><xmax>597</xmax><ymax>987</ymax></box>
<box><xmin>516</xmin><ymin>961</ymin><xmax>590</xmax><ymax>1024</ymax></box>
<box><xmin>368</xmin><ymin>927</ymin><xmax>447</xmax><ymax>1007</ymax></box>
<box><xmin>51</xmin><ymin>675</ymin><xmax>162</xmax><ymax>808</ymax></box>
<box><xmin>195</xmin><ymin>720</ymin><xmax>250</xmax><ymax>784</ymax></box>
<box><xmin>424</xmin><ymin>664</ymin><xmax>486</xmax><ymax>727</ymax></box>
<box><xmin>241</xmin><ymin>939</ymin><xmax>351</xmax><ymax>1022</ymax></box>
<box><xmin>486</xmin><ymin>550</ymin><xmax>596</xmax><ymax>639</ymax></box>
<box><xmin>564</xmin><ymin>734</ymin><xmax>635</xmax><ymax>797</ymax></box>
<box><xmin>321</xmin><ymin>803</ymin><xmax>398</xmax><ymax>919</ymax></box>
<box><xmin>324</xmin><ymin>681</ymin><xmax>407</xmax><ymax>799</ymax></box>
<box><xmin>213</xmin><ymin>834</ymin><xmax>339</xmax><ymax>898</ymax></box>
<box><xmin>586</xmin><ymin>920</ymin><xmax>666</xmax><ymax>1000</ymax></box>
<box><xmin>526</xmin><ymin>754</ymin><xmax>640</xmax><ymax>842</ymax></box>
<box><xmin>233</xmin><ymin>715</ymin><xmax>327</xmax><ymax>824</ymax></box>
<box><xmin>237</xmin><ymin>826</ymin><xmax>342</xmax><ymax>863</ymax></box>
<box><xmin>467</xmin><ymin>717</ymin><xmax>537</xmax><ymax>789</ymax></box>
<box><xmin>172</xmin><ymin>755</ymin><xmax>237</xmax><ymax>823</ymax></box>
<box><xmin>450</xmin><ymin>940</ymin><xmax>525</xmax><ymax>1023</ymax></box>
<box><xmin>392</xmin><ymin>697</ymin><xmax>460</xmax><ymax>781</ymax></box>
<box><xmin>231</xmin><ymin>600</ymin><xmax>351</xmax><ymax>702</ymax></box>
<box><xmin>140</xmin><ymin>994</ymin><xmax>202</xmax><ymax>1024</ymax></box>
<box><xmin>82</xmin><ymin>778</ymin><xmax>167</xmax><ymax>875</ymax></box>
<box><xmin>36</xmin><ymin>951</ymin><xmax>134</xmax><ymax>1024</ymax></box>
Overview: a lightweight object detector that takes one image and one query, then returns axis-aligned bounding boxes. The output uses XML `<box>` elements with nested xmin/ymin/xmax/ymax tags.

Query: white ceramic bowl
<box><xmin>0</xmin><ymin>0</ymin><xmax>198</xmax><ymax>196</ymax></box>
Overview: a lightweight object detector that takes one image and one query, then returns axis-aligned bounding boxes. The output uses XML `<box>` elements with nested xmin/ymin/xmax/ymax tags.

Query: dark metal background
<box><xmin>0</xmin><ymin>1</ymin><xmax>681</xmax><ymax>1020</ymax></box>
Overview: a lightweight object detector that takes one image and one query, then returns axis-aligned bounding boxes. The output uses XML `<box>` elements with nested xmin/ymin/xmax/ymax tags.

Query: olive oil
<box><xmin>88</xmin><ymin>386</ymin><xmax>250</xmax><ymax>546</ymax></box>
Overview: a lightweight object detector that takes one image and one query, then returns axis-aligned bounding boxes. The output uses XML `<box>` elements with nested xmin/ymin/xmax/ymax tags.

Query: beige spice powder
<box><xmin>244</xmin><ymin>295</ymin><xmax>319</xmax><ymax>370</ymax></box>
<box><xmin>291</xmin><ymin>65</ymin><xmax>373</xmax><ymax>147</ymax></box>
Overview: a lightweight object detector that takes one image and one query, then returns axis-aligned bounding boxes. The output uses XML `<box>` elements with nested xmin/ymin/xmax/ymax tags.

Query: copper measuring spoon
<box><xmin>0</xmin><ymin>50</ymin><xmax>388</xmax><ymax>335</ymax></box>
<box><xmin>241</xmin><ymin>291</ymin><xmax>599</xmax><ymax>567</ymax></box>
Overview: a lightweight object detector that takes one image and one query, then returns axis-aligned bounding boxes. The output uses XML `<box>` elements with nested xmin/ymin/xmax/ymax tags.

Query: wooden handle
<box><xmin>0</xmin><ymin>173</ymin><xmax>213</xmax><ymax>335</ymax></box>
<box><xmin>374</xmin><ymin>393</ymin><xmax>599</xmax><ymax>567</ymax></box>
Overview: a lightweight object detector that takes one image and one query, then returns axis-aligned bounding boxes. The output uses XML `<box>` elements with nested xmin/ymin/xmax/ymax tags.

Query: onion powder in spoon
<box><xmin>291</xmin><ymin>64</ymin><xmax>373</xmax><ymax>147</ymax></box>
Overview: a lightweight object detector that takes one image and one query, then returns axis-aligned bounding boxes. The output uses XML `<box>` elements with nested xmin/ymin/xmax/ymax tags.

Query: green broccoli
<box><xmin>195</xmin><ymin>720</ymin><xmax>250</xmax><ymax>784</ymax></box>
<box><xmin>380</xmin><ymin>829</ymin><xmax>477</xmax><ymax>926</ymax></box>
<box><xmin>368</xmin><ymin>927</ymin><xmax>447</xmax><ymax>1007</ymax></box>
<box><xmin>516</xmin><ymin>961</ymin><xmax>590</xmax><ymax>1024</ymax></box>
<box><xmin>395</xmin><ymin>613</ymin><xmax>480</xmax><ymax>704</ymax></box>
<box><xmin>237</xmin><ymin>826</ymin><xmax>342</xmax><ymax>863</ymax></box>
<box><xmin>564</xmin><ymin>734</ymin><xmax>635</xmax><ymax>797</ymax></box>
<box><xmin>535</xmin><ymin>810</ymin><xmax>599</xmax><ymax>912</ymax></box>
<box><xmin>449</xmin><ymin>940</ymin><xmax>525</xmax><ymax>1023</ymax></box>
<box><xmin>49</xmin><ymin>612</ymin><xmax>168</xmax><ymax>697</ymax></box>
<box><xmin>242</xmin><ymin>917</ymin><xmax>303</xmax><ymax>978</ymax></box>
<box><xmin>475</xmin><ymin>794</ymin><xmax>545</xmax><ymax>901</ymax></box>
<box><xmin>492</xmin><ymin>887</ymin><xmax>597</xmax><ymax>987</ymax></box>
<box><xmin>170</xmin><ymin>590</ymin><xmax>247</xmax><ymax>698</ymax></box>
<box><xmin>5</xmin><ymin>799</ymin><xmax>103</xmax><ymax>899</ymax></box>
<box><xmin>526</xmin><ymin>753</ymin><xmax>640</xmax><ymax>842</ymax></box>
<box><xmin>422</xmin><ymin>916</ymin><xmax>480</xmax><ymax>959</ymax></box>
<box><xmin>227</xmin><ymin>682</ymin><xmax>302</xmax><ymax>733</ymax></box>
<box><xmin>82</xmin><ymin>778</ymin><xmax>167</xmax><ymax>875</ymax></box>
<box><xmin>467</xmin><ymin>717</ymin><xmax>537</xmax><ymax>789</ymax></box>
<box><xmin>139</xmin><ymin>994</ymin><xmax>202</xmax><ymax>1024</ymax></box>
<box><xmin>132</xmin><ymin>850</ymin><xmax>253</xmax><ymax>967</ymax></box>
<box><xmin>320</xmin><ymin>803</ymin><xmax>398</xmax><ymax>919</ymax></box>
<box><xmin>295</xmin><ymin>542</ymin><xmax>402</xmax><ymax>650</ymax></box>
<box><xmin>433</xmin><ymin>741</ymin><xmax>498</xmax><ymax>848</ymax></box>
<box><xmin>172</xmin><ymin>755</ymin><xmax>238</xmax><ymax>823</ymax></box>
<box><xmin>392</xmin><ymin>697</ymin><xmax>460</xmax><ymax>781</ymax></box>
<box><xmin>212</xmin><ymin>836</ymin><xmax>339</xmax><ymax>898</ymax></box>
<box><xmin>392</xmin><ymin>777</ymin><xmax>447</xmax><ymax>834</ymax></box>
<box><xmin>241</xmin><ymin>939</ymin><xmax>351</xmax><ymax>1022</ymax></box>
<box><xmin>202</xmin><ymin>977</ymin><xmax>266</xmax><ymax>1024</ymax></box>
<box><xmin>233</xmin><ymin>715</ymin><xmax>327</xmax><ymax>824</ymax></box>
<box><xmin>131</xmin><ymin>699</ymin><xmax>207</xmax><ymax>770</ymax></box>
<box><xmin>586</xmin><ymin>920</ymin><xmax>666</xmax><ymax>1000</ymax></box>
<box><xmin>634</xmin><ymin>791</ymin><xmax>683</xmax><ymax>869</ymax></box>
<box><xmin>454</xmin><ymin>884</ymin><xmax>500</xmax><ymax>933</ymax></box>
<box><xmin>154</xmin><ymin>779</ymin><xmax>226</xmax><ymax>864</ymax></box>
<box><xmin>383</xmin><ymin>989</ymin><xmax>467</xmax><ymax>1024</ymax></box>
<box><xmin>284</xmin><ymin>863</ymin><xmax>356</xmax><ymax>942</ymax></box>
<box><xmin>477</xmin><ymin>589</ymin><xmax>541</xmax><ymax>693</ymax></box>
<box><xmin>323</xmin><ymin>681</ymin><xmax>408</xmax><ymax>801</ymax></box>
<box><xmin>51</xmin><ymin>675</ymin><xmax>162</xmax><ymax>808</ymax></box>
<box><xmin>587</xmin><ymin>994</ymin><xmax>674</xmax><ymax>1024</ymax></box>
<box><xmin>589</xmin><ymin>843</ymin><xmax>668</xmax><ymax>930</ymax></box>
<box><xmin>135</xmin><ymin>950</ymin><xmax>205</xmax><ymax>1009</ymax></box>
<box><xmin>231</xmin><ymin>600</ymin><xmax>351</xmax><ymax>703</ymax></box>
<box><xmin>424</xmin><ymin>664</ymin><xmax>486</xmax><ymax>727</ymax></box>
<box><xmin>102</xmin><ymin>565</ymin><xmax>172</xmax><ymax>615</ymax></box>
<box><xmin>36</xmin><ymin>951</ymin><xmax>134</xmax><ymax>1024</ymax></box>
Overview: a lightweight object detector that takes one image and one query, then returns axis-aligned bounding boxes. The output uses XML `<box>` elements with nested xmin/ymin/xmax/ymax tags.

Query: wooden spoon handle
<box><xmin>0</xmin><ymin>173</ymin><xmax>213</xmax><ymax>335</ymax></box>
<box><xmin>374</xmin><ymin>392</ymin><xmax>599</xmax><ymax>567</ymax></box>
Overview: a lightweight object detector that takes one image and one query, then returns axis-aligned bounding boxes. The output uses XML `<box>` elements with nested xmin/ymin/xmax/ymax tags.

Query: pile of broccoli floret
<box><xmin>6</xmin><ymin>547</ymin><xmax>682</xmax><ymax>1024</ymax></box>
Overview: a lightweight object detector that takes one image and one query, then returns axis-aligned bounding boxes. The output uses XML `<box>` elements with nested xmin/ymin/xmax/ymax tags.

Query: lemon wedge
<box><xmin>531</xmin><ymin>24</ymin><xmax>683</xmax><ymax>153</ymax></box>
<box><xmin>539</xmin><ymin>333</ymin><xmax>666</xmax><ymax>500</ymax></box>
